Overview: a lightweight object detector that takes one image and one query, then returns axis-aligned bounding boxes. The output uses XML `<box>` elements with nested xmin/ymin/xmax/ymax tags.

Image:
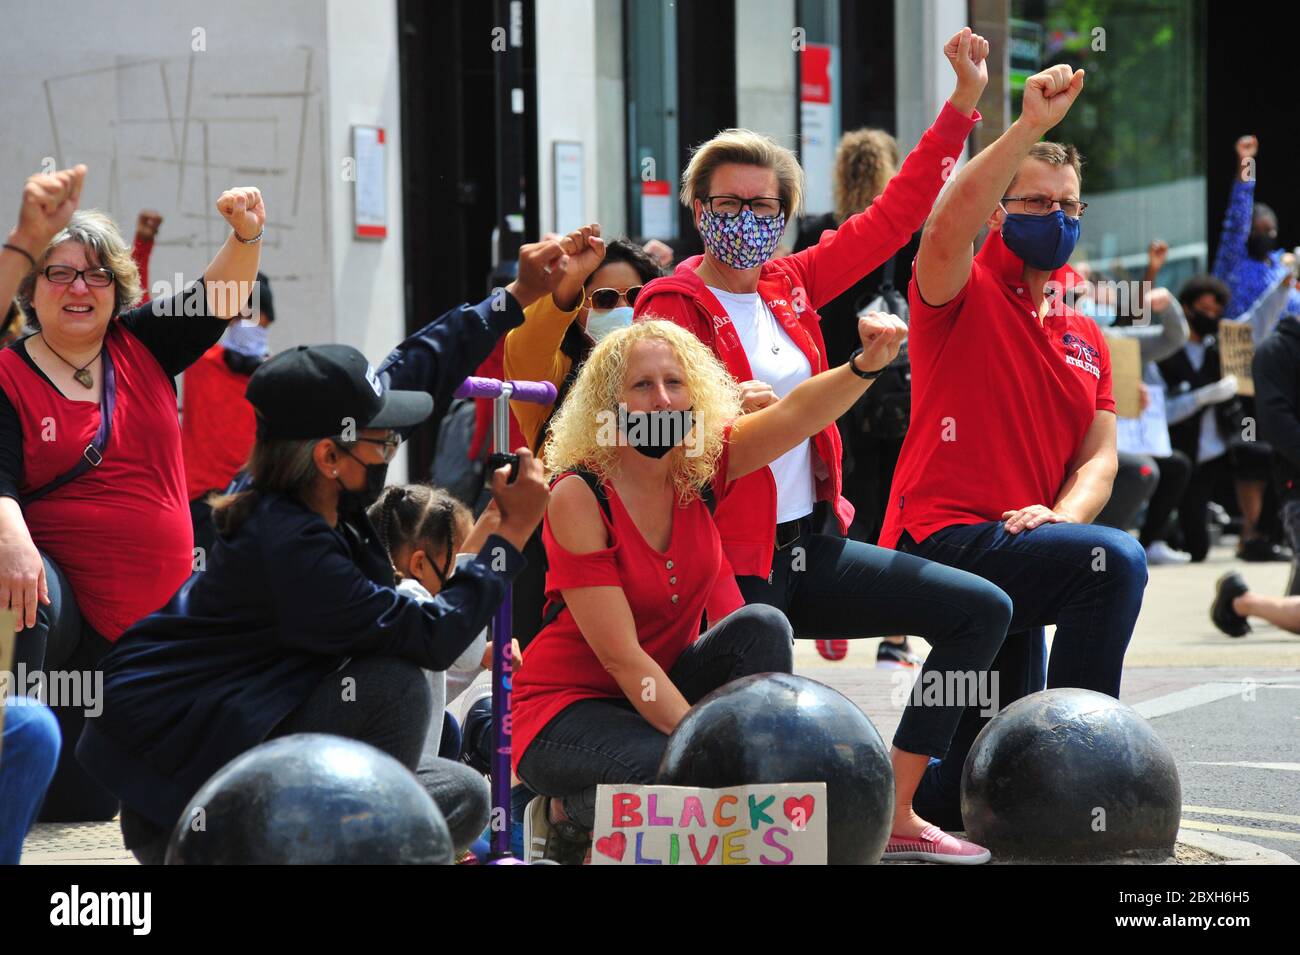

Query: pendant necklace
<box><xmin>39</xmin><ymin>334</ymin><xmax>100</xmax><ymax>389</ymax></box>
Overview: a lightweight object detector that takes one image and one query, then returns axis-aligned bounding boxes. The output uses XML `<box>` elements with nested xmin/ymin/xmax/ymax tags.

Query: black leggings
<box><xmin>12</xmin><ymin>552</ymin><xmax>119</xmax><ymax>823</ymax></box>
<box><xmin>517</xmin><ymin>604</ymin><xmax>795</xmax><ymax>829</ymax></box>
<box><xmin>122</xmin><ymin>655</ymin><xmax>490</xmax><ymax>863</ymax></box>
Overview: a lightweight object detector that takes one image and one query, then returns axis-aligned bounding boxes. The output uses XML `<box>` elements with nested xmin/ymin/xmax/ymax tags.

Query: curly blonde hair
<box><xmin>542</xmin><ymin>320</ymin><xmax>742</xmax><ymax>504</ymax></box>
<box><xmin>832</xmin><ymin>128</ymin><xmax>898</xmax><ymax>224</ymax></box>
<box><xmin>17</xmin><ymin>209</ymin><xmax>143</xmax><ymax>328</ymax></box>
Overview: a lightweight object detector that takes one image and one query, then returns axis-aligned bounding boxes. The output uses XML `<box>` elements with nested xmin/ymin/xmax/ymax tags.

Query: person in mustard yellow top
<box><xmin>504</xmin><ymin>225</ymin><xmax>663</xmax><ymax>452</ymax></box>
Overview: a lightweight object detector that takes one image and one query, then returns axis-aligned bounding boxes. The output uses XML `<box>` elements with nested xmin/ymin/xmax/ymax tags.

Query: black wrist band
<box><xmin>848</xmin><ymin>347</ymin><xmax>888</xmax><ymax>380</ymax></box>
<box><xmin>3</xmin><ymin>243</ymin><xmax>37</xmax><ymax>270</ymax></box>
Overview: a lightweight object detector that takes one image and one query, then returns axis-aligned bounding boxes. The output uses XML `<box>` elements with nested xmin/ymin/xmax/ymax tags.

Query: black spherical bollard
<box><xmin>656</xmin><ymin>672</ymin><xmax>895</xmax><ymax>865</ymax></box>
<box><xmin>961</xmin><ymin>689</ymin><xmax>1181</xmax><ymax>862</ymax></box>
<box><xmin>166</xmin><ymin>734</ymin><xmax>453</xmax><ymax>865</ymax></box>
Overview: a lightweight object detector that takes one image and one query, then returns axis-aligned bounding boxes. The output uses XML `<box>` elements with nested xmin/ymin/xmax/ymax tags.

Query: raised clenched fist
<box><xmin>216</xmin><ymin>187</ymin><xmax>266</xmax><ymax>241</ymax></box>
<box><xmin>1021</xmin><ymin>64</ymin><xmax>1085</xmax><ymax>133</ymax></box>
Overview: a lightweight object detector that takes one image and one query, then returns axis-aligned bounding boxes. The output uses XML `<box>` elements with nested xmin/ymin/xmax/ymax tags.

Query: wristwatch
<box><xmin>848</xmin><ymin>347</ymin><xmax>888</xmax><ymax>380</ymax></box>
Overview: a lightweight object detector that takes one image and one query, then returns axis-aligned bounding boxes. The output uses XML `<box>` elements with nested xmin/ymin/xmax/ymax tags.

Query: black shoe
<box><xmin>1210</xmin><ymin>572</ymin><xmax>1252</xmax><ymax>638</ymax></box>
<box><xmin>1237</xmin><ymin>537</ymin><xmax>1290</xmax><ymax>562</ymax></box>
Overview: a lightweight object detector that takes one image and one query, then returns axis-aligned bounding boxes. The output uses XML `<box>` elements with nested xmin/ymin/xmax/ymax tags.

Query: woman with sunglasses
<box><xmin>504</xmin><ymin>227</ymin><xmax>664</xmax><ymax>453</ymax></box>
<box><xmin>0</xmin><ymin>164</ymin><xmax>264</xmax><ymax>822</ymax></box>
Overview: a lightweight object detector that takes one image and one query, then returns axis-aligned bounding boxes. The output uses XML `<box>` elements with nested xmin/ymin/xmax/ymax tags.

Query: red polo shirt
<box><xmin>877</xmin><ymin>229</ymin><xmax>1115</xmax><ymax>550</ymax></box>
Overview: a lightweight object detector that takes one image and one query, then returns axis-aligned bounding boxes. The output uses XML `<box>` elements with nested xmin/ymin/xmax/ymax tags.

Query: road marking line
<box><xmin>1191</xmin><ymin>761</ymin><xmax>1300</xmax><ymax>772</ymax></box>
<box><xmin>1183</xmin><ymin>805</ymin><xmax>1300</xmax><ymax>825</ymax></box>
<box><xmin>1131</xmin><ymin>683</ymin><xmax>1255</xmax><ymax>719</ymax></box>
<box><xmin>1180</xmin><ymin>819</ymin><xmax>1300</xmax><ymax>843</ymax></box>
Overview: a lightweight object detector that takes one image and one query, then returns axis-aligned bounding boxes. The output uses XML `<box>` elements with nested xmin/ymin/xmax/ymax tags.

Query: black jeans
<box><xmin>1095</xmin><ymin>452</ymin><xmax>1160</xmax><ymax>532</ymax></box>
<box><xmin>1138</xmin><ymin>451</ymin><xmax>1192</xmax><ymax>548</ymax></box>
<box><xmin>10</xmin><ymin>552</ymin><xmax>119</xmax><ymax>823</ymax></box>
<box><xmin>121</xmin><ymin>655</ymin><xmax>490</xmax><ymax>863</ymax></box>
<box><xmin>737</xmin><ymin>523</ymin><xmax>1013</xmax><ymax>760</ymax></box>
<box><xmin>899</xmin><ymin>520</ymin><xmax>1148</xmax><ymax>828</ymax></box>
<box><xmin>1178</xmin><ymin>445</ymin><xmax>1273</xmax><ymax>561</ymax></box>
<box><xmin>516</xmin><ymin>604</ymin><xmax>794</xmax><ymax>829</ymax></box>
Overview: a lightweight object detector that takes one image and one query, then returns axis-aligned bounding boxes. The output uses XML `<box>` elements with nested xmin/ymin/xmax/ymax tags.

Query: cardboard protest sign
<box><xmin>1108</xmin><ymin>336</ymin><xmax>1142</xmax><ymax>419</ymax></box>
<box><xmin>1217</xmin><ymin>320</ymin><xmax>1255</xmax><ymax>397</ymax></box>
<box><xmin>592</xmin><ymin>783</ymin><xmax>828</xmax><ymax>865</ymax></box>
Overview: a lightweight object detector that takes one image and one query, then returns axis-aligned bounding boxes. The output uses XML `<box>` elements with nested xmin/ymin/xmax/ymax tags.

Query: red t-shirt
<box><xmin>877</xmin><ymin>229</ymin><xmax>1115</xmax><ymax>550</ymax></box>
<box><xmin>0</xmin><ymin>321</ymin><xmax>194</xmax><ymax>638</ymax></box>
<box><xmin>181</xmin><ymin>344</ymin><xmax>257</xmax><ymax>500</ymax></box>
<box><xmin>512</xmin><ymin>463</ymin><xmax>743</xmax><ymax>771</ymax></box>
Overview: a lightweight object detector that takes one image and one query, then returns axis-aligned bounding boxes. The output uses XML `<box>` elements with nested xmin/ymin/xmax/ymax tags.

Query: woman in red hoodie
<box><xmin>628</xmin><ymin>31</ymin><xmax>1016</xmax><ymax>857</ymax></box>
<box><xmin>634</xmin><ymin>33</ymin><xmax>988</xmax><ymax>620</ymax></box>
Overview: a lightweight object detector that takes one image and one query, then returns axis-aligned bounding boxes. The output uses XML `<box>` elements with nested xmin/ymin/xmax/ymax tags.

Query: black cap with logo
<box><xmin>245</xmin><ymin>344</ymin><xmax>433</xmax><ymax>440</ymax></box>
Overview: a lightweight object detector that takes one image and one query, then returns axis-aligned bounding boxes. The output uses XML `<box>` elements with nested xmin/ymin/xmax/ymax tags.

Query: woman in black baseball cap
<box><xmin>77</xmin><ymin>341</ymin><xmax>552</xmax><ymax>863</ymax></box>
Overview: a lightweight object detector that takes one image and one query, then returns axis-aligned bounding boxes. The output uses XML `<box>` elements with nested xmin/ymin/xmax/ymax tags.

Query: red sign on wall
<box><xmin>801</xmin><ymin>43</ymin><xmax>832</xmax><ymax>105</ymax></box>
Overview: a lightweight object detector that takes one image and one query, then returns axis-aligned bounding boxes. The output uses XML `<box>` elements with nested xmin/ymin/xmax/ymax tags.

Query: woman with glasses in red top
<box><xmin>0</xmin><ymin>164</ymin><xmax>264</xmax><ymax>822</ymax></box>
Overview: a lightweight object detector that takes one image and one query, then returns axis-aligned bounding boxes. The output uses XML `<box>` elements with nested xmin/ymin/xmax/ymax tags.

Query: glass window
<box><xmin>625</xmin><ymin>0</ymin><xmax>679</xmax><ymax>239</ymax></box>
<box><xmin>1009</xmin><ymin>0</ymin><xmax>1208</xmax><ymax>288</ymax></box>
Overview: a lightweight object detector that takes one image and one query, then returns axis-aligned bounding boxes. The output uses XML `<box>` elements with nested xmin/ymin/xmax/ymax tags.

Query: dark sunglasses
<box><xmin>585</xmin><ymin>286</ymin><xmax>643</xmax><ymax>310</ymax></box>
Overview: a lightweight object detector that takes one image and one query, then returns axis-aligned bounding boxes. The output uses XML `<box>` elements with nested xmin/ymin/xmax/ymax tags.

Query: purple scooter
<box><xmin>452</xmin><ymin>375</ymin><xmax>557</xmax><ymax>864</ymax></box>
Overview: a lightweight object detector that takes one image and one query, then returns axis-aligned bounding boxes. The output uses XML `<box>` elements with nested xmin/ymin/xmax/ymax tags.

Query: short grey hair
<box><xmin>16</xmin><ymin>209</ymin><xmax>143</xmax><ymax>329</ymax></box>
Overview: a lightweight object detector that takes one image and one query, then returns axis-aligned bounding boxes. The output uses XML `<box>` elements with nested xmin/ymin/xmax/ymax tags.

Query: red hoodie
<box><xmin>632</xmin><ymin>101</ymin><xmax>979</xmax><ymax>578</ymax></box>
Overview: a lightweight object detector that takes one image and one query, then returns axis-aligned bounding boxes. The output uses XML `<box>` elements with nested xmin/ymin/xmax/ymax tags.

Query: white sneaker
<box><xmin>447</xmin><ymin>672</ymin><xmax>494</xmax><ymax>728</ymax></box>
<box><xmin>1145</xmin><ymin>541</ymin><xmax>1192</xmax><ymax>565</ymax></box>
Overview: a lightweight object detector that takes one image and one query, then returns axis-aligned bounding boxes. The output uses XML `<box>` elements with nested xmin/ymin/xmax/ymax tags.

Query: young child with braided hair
<box><xmin>367</xmin><ymin>486</ymin><xmax>522</xmax><ymax>761</ymax></box>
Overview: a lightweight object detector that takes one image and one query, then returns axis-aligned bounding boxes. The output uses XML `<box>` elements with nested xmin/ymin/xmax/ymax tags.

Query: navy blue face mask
<box><xmin>1000</xmin><ymin>208</ymin><xmax>1081</xmax><ymax>272</ymax></box>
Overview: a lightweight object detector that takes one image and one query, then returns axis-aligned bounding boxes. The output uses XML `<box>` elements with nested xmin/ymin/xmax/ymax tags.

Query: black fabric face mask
<box><xmin>336</xmin><ymin>449</ymin><xmax>390</xmax><ymax>516</ymax></box>
<box><xmin>617</xmin><ymin>407</ymin><xmax>694</xmax><ymax>459</ymax></box>
<box><xmin>1247</xmin><ymin>230</ymin><xmax>1278</xmax><ymax>261</ymax></box>
<box><xmin>1186</xmin><ymin>309</ymin><xmax>1220</xmax><ymax>338</ymax></box>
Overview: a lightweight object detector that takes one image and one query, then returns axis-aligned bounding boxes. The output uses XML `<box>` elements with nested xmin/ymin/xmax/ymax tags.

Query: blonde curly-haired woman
<box><xmin>513</xmin><ymin>315</ymin><xmax>1005</xmax><ymax>865</ymax></box>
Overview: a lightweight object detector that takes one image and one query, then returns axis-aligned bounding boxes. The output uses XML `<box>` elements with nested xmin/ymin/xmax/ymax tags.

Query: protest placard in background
<box><xmin>1109</xmin><ymin>336</ymin><xmax>1143</xmax><ymax>418</ymax></box>
<box><xmin>1218</xmin><ymin>320</ymin><xmax>1256</xmax><ymax>397</ymax></box>
<box><xmin>592</xmin><ymin>783</ymin><xmax>828</xmax><ymax>865</ymax></box>
<box><xmin>1116</xmin><ymin>382</ymin><xmax>1173</xmax><ymax>458</ymax></box>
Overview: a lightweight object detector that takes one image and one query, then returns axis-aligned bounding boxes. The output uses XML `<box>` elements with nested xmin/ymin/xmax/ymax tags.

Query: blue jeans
<box><xmin>899</xmin><ymin>520</ymin><xmax>1148</xmax><ymax>827</ymax></box>
<box><xmin>737</xmin><ymin>521</ymin><xmax>1013</xmax><ymax>760</ymax></box>
<box><xmin>516</xmin><ymin>604</ymin><xmax>795</xmax><ymax>829</ymax></box>
<box><xmin>0</xmin><ymin>698</ymin><xmax>62</xmax><ymax>864</ymax></box>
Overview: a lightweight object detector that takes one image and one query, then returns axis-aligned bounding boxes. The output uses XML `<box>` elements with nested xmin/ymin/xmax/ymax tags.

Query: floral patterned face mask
<box><xmin>697</xmin><ymin>208</ymin><xmax>787</xmax><ymax>271</ymax></box>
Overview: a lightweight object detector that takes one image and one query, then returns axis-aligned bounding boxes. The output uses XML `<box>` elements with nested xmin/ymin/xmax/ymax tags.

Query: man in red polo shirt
<box><xmin>878</xmin><ymin>64</ymin><xmax>1149</xmax><ymax>828</ymax></box>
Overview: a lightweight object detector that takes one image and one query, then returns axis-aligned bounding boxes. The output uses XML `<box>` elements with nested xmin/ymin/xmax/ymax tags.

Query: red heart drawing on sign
<box><xmin>783</xmin><ymin>796</ymin><xmax>815</xmax><ymax>828</ymax></box>
<box><xmin>595</xmin><ymin>832</ymin><xmax>627</xmax><ymax>861</ymax></box>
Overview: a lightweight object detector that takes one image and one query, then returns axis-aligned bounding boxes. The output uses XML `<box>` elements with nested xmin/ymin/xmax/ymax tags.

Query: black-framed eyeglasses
<box><xmin>702</xmin><ymin>195</ymin><xmax>784</xmax><ymax>220</ymax></box>
<box><xmin>41</xmin><ymin>265</ymin><xmax>116</xmax><ymax>288</ymax></box>
<box><xmin>585</xmin><ymin>286</ymin><xmax>643</xmax><ymax>310</ymax></box>
<box><xmin>340</xmin><ymin>432</ymin><xmax>401</xmax><ymax>463</ymax></box>
<box><xmin>1002</xmin><ymin>196</ymin><xmax>1088</xmax><ymax>218</ymax></box>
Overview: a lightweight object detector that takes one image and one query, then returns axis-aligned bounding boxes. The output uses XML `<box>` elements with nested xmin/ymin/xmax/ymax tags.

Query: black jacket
<box><xmin>1254</xmin><ymin>316</ymin><xmax>1300</xmax><ymax>499</ymax></box>
<box><xmin>77</xmin><ymin>293</ymin><xmax>528</xmax><ymax>830</ymax></box>
<box><xmin>1156</xmin><ymin>338</ymin><xmax>1257</xmax><ymax>466</ymax></box>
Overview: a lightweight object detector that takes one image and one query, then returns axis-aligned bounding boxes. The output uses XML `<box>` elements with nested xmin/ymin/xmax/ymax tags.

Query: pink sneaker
<box><xmin>883</xmin><ymin>825</ymin><xmax>991</xmax><ymax>865</ymax></box>
<box><xmin>816</xmin><ymin>639</ymin><xmax>849</xmax><ymax>661</ymax></box>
